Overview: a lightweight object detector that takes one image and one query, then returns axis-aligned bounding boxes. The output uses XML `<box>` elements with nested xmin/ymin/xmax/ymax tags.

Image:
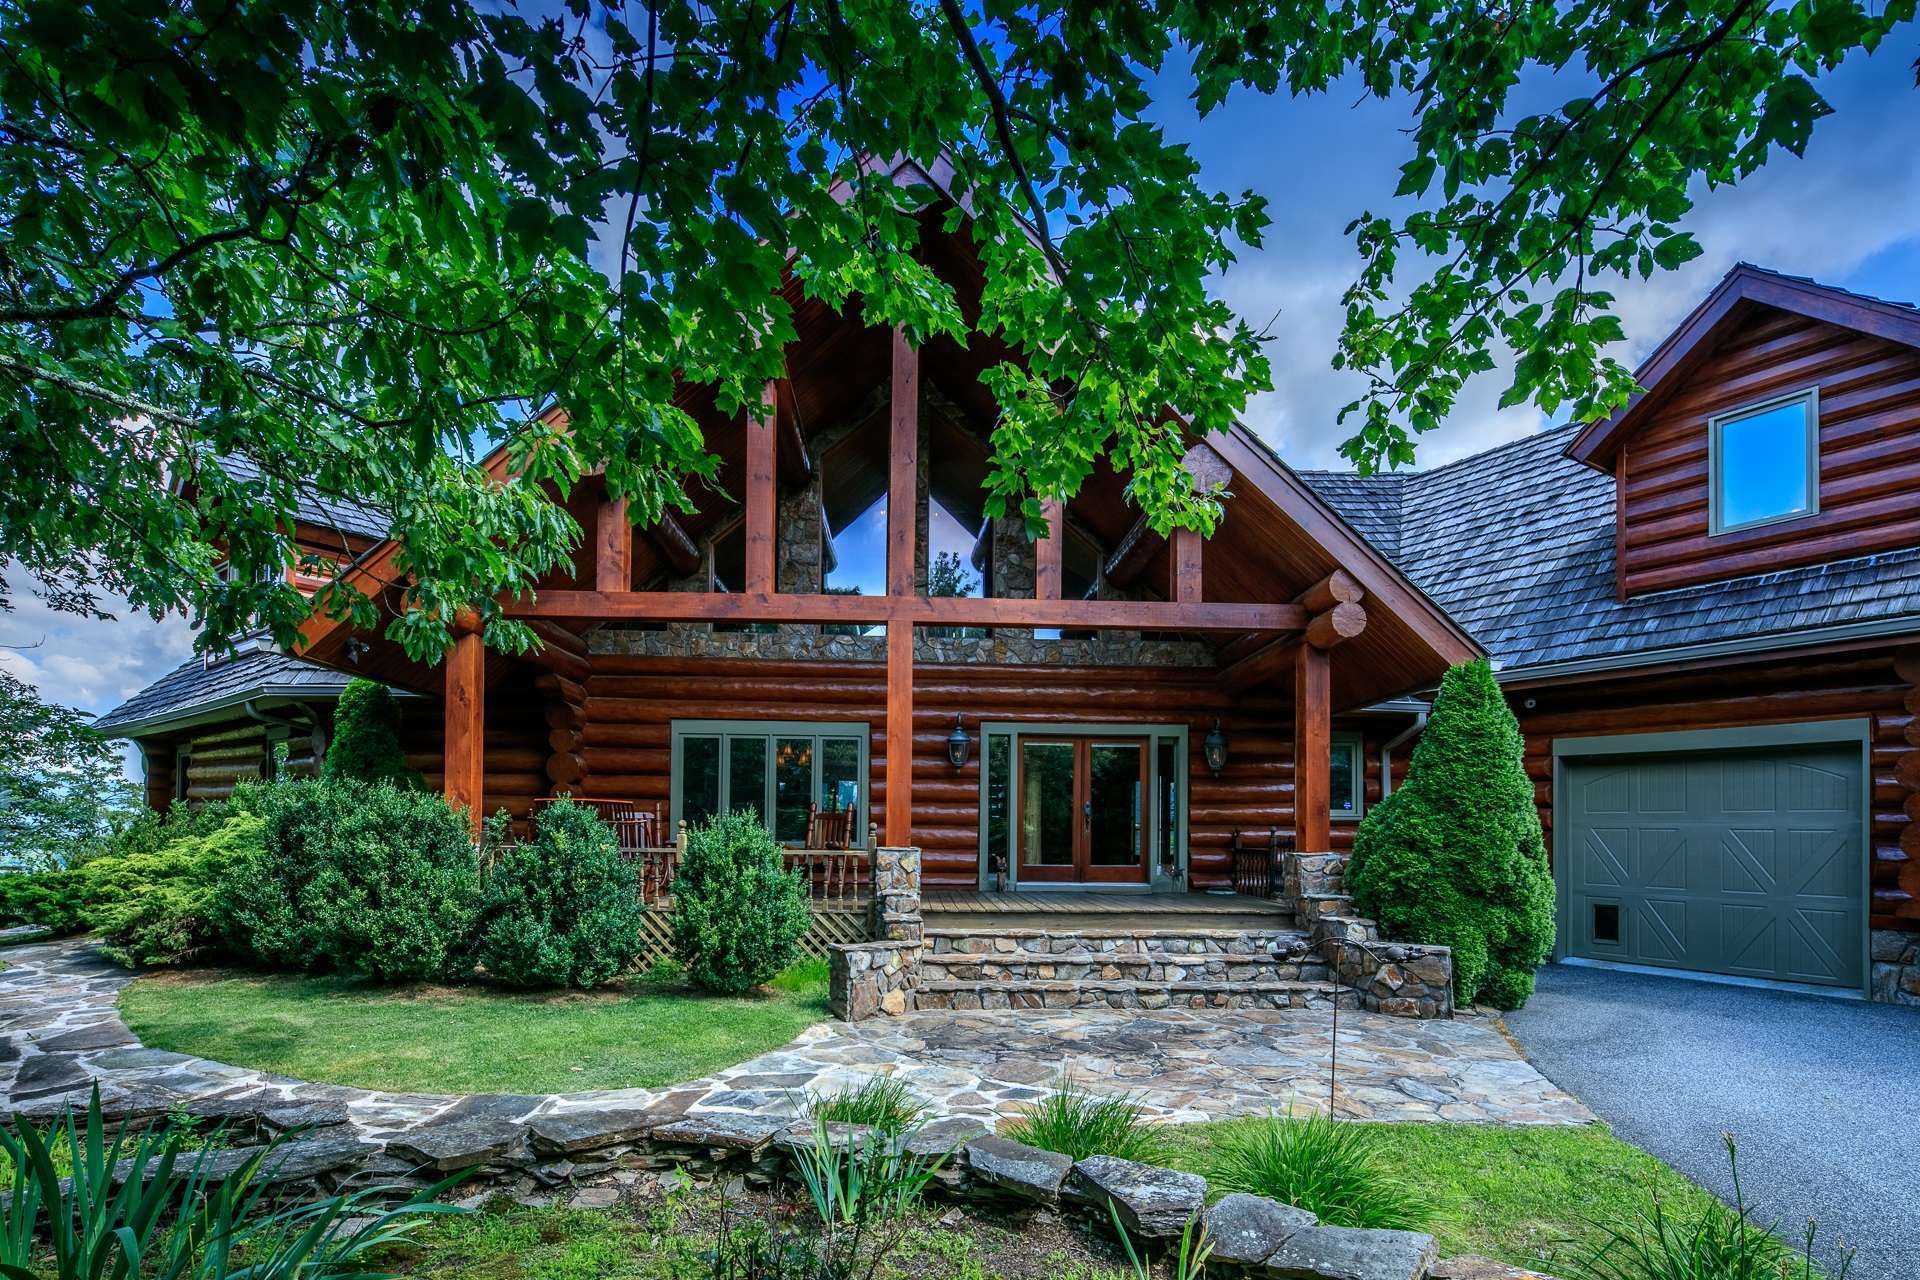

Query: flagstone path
<box><xmin>0</xmin><ymin>936</ymin><xmax>1590</xmax><ymax>1139</ymax></box>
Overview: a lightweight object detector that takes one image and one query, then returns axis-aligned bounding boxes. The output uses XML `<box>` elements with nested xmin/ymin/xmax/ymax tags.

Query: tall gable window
<box><xmin>1709</xmin><ymin>388</ymin><xmax>1820</xmax><ymax>534</ymax></box>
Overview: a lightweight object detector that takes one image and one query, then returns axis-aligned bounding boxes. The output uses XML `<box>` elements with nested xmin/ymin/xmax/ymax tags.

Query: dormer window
<box><xmin>1709</xmin><ymin>388</ymin><xmax>1820</xmax><ymax>535</ymax></box>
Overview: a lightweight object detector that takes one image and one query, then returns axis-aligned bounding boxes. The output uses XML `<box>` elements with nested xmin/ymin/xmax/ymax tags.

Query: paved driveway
<box><xmin>1506</xmin><ymin>965</ymin><xmax>1920</xmax><ymax>1280</ymax></box>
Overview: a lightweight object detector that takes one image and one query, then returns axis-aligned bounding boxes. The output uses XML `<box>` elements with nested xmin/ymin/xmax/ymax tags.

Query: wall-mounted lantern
<box><xmin>1202</xmin><ymin>719</ymin><xmax>1229</xmax><ymax>775</ymax></box>
<box><xmin>946</xmin><ymin>716</ymin><xmax>973</xmax><ymax>768</ymax></box>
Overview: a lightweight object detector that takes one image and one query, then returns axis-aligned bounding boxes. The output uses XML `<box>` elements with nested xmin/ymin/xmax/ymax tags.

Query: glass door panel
<box><xmin>726</xmin><ymin>737</ymin><xmax>768</xmax><ymax>824</ymax></box>
<box><xmin>1085</xmin><ymin>740</ymin><xmax>1147</xmax><ymax>882</ymax></box>
<box><xmin>1019</xmin><ymin>740</ymin><xmax>1077</xmax><ymax>882</ymax></box>
<box><xmin>773</xmin><ymin>737</ymin><xmax>814</xmax><ymax>843</ymax></box>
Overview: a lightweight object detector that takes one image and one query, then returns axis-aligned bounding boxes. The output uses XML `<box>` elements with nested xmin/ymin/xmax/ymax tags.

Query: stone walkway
<box><xmin>0</xmin><ymin>937</ymin><xmax>1590</xmax><ymax>1140</ymax></box>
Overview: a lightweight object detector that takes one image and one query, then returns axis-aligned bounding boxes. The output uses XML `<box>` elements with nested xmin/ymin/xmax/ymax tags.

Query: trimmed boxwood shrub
<box><xmin>1346</xmin><ymin>658</ymin><xmax>1556</xmax><ymax>1009</ymax></box>
<box><xmin>474</xmin><ymin>800</ymin><xmax>646</xmax><ymax>989</ymax></box>
<box><xmin>322</xmin><ymin>678</ymin><xmax>418</xmax><ymax>787</ymax></box>
<box><xmin>218</xmin><ymin>778</ymin><xmax>479</xmax><ymax>982</ymax></box>
<box><xmin>670</xmin><ymin>810</ymin><xmax>811</xmax><ymax>994</ymax></box>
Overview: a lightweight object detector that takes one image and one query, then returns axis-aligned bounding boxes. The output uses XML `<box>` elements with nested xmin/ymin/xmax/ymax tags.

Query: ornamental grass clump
<box><xmin>807</xmin><ymin>1076</ymin><xmax>927</xmax><ymax>1135</ymax></box>
<box><xmin>1346</xmin><ymin>658</ymin><xmax>1556</xmax><ymax>1009</ymax></box>
<box><xmin>1203</xmin><ymin>1111</ymin><xmax>1430</xmax><ymax>1231</ymax></box>
<box><xmin>473</xmin><ymin>799</ymin><xmax>645</xmax><ymax>989</ymax></box>
<box><xmin>671</xmin><ymin>809</ymin><xmax>811</xmax><ymax>994</ymax></box>
<box><xmin>1002</xmin><ymin>1077</ymin><xmax>1166</xmax><ymax>1163</ymax></box>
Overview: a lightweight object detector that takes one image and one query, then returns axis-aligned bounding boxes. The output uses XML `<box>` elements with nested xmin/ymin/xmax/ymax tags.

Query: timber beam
<box><xmin>744</xmin><ymin>381</ymin><xmax>777</xmax><ymax>594</ymax></box>
<box><xmin>1034</xmin><ymin>499</ymin><xmax>1064</xmax><ymax>599</ymax></box>
<box><xmin>594</xmin><ymin>497</ymin><xmax>631</xmax><ymax>593</ymax></box>
<box><xmin>1220</xmin><ymin>570</ymin><xmax>1367</xmax><ymax>691</ymax></box>
<box><xmin>502</xmin><ymin>590</ymin><xmax>1306</xmax><ymax>633</ymax></box>
<box><xmin>1102</xmin><ymin>515</ymin><xmax>1160</xmax><ymax>589</ymax></box>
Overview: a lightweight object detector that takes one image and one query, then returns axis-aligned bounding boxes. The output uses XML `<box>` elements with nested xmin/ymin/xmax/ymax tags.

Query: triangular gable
<box><xmin>1565</xmin><ymin>263</ymin><xmax>1920</xmax><ymax>471</ymax></box>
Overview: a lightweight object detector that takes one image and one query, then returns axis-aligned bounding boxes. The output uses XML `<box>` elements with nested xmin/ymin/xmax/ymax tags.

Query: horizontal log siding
<box><xmin>571</xmin><ymin>655</ymin><xmax>1381</xmax><ymax>889</ymax></box>
<box><xmin>1617</xmin><ymin>309</ymin><xmax>1920</xmax><ymax>596</ymax></box>
<box><xmin>173</xmin><ymin>721</ymin><xmax>321</xmax><ymax>808</ymax></box>
<box><xmin>403</xmin><ymin>684</ymin><xmax>549</xmax><ymax>822</ymax></box>
<box><xmin>1513</xmin><ymin>649</ymin><xmax>1917</xmax><ymax>931</ymax></box>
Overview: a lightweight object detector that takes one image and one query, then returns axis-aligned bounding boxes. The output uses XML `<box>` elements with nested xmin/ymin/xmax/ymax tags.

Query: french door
<box><xmin>1017</xmin><ymin>736</ymin><xmax>1148</xmax><ymax>884</ymax></box>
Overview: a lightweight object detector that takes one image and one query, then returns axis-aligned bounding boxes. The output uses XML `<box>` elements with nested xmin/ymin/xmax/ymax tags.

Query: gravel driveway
<box><xmin>1505</xmin><ymin>964</ymin><xmax>1920</xmax><ymax>1280</ymax></box>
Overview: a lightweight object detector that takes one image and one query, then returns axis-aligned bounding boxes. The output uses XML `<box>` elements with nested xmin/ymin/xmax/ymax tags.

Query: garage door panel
<box><xmin>1565</xmin><ymin>744</ymin><xmax>1863</xmax><ymax>990</ymax></box>
<box><xmin>1718</xmin><ymin>829</ymin><xmax>1776</xmax><ymax>896</ymax></box>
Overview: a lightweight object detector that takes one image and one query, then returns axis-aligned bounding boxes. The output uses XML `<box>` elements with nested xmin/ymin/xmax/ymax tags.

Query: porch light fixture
<box><xmin>946</xmin><ymin>716</ymin><xmax>972</xmax><ymax>768</ymax></box>
<box><xmin>1203</xmin><ymin>719</ymin><xmax>1229</xmax><ymax>775</ymax></box>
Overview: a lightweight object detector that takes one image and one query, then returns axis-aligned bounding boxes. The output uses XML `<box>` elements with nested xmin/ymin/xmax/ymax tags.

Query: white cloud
<box><xmin>0</xmin><ymin>570</ymin><xmax>197</xmax><ymax>781</ymax></box>
<box><xmin>1166</xmin><ymin>30</ymin><xmax>1920</xmax><ymax>473</ymax></box>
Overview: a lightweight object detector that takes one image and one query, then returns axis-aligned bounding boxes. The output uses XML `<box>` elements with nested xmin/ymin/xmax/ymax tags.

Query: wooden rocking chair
<box><xmin>803</xmin><ymin>799</ymin><xmax>857</xmax><ymax>851</ymax></box>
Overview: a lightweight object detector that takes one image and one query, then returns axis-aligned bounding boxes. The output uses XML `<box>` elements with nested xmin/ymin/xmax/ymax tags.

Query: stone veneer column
<box><xmin>871</xmin><ymin>845</ymin><xmax>924</xmax><ymax>943</ymax></box>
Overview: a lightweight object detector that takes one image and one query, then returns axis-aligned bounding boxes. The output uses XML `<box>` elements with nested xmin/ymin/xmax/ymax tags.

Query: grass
<box><xmin>1000</xmin><ymin>1079</ymin><xmax>1167</xmax><ymax>1164</ymax></box>
<box><xmin>809</xmin><ymin>1076</ymin><xmax>928</xmax><ymax>1134</ymax></box>
<box><xmin>1160</xmin><ymin>1120</ymin><xmax>1728</xmax><ymax>1274</ymax></box>
<box><xmin>119</xmin><ymin>960</ymin><xmax>831</xmax><ymax>1095</ymax></box>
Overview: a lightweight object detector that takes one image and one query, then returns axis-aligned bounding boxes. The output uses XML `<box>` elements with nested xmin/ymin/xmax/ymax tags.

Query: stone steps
<box><xmin>916</xmin><ymin>924</ymin><xmax>1345</xmax><ymax>1011</ymax></box>
<box><xmin>914</xmin><ymin>977</ymin><xmax>1350</xmax><ymax>1012</ymax></box>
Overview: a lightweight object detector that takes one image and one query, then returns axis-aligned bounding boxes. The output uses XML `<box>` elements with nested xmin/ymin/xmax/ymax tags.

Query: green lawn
<box><xmin>1159</xmin><ymin>1119</ymin><xmax>1723</xmax><ymax>1273</ymax></box>
<box><xmin>119</xmin><ymin>960</ymin><xmax>831</xmax><ymax>1095</ymax></box>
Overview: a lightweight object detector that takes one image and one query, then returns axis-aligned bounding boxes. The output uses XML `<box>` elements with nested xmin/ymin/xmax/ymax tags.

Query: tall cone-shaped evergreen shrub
<box><xmin>1346</xmin><ymin>659</ymin><xmax>1555</xmax><ymax>1009</ymax></box>
<box><xmin>323</xmin><ymin>679</ymin><xmax>418</xmax><ymax>788</ymax></box>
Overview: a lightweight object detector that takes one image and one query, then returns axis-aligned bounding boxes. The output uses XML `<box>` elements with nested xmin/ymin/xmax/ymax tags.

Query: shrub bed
<box><xmin>670</xmin><ymin>810</ymin><xmax>811</xmax><ymax>994</ymax></box>
<box><xmin>474</xmin><ymin>799</ymin><xmax>646</xmax><ymax>989</ymax></box>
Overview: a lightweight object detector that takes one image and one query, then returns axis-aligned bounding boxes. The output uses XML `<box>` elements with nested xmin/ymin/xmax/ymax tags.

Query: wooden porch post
<box><xmin>1035</xmin><ymin>499</ymin><xmax>1064</xmax><ymax>599</ymax></box>
<box><xmin>745</xmin><ymin>380</ymin><xmax>777</xmax><ymax>595</ymax></box>
<box><xmin>1293</xmin><ymin>640</ymin><xmax>1331</xmax><ymax>852</ymax></box>
<box><xmin>885</xmin><ymin>327</ymin><xmax>918</xmax><ymax>846</ymax></box>
<box><xmin>444</xmin><ymin>616</ymin><xmax>486</xmax><ymax>835</ymax></box>
<box><xmin>1170</xmin><ymin>527</ymin><xmax>1201</xmax><ymax>604</ymax></box>
<box><xmin>594</xmin><ymin>496</ymin><xmax>631</xmax><ymax>593</ymax></box>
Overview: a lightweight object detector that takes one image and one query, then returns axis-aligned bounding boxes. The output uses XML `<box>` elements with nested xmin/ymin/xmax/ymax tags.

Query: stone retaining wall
<box><xmin>1283</xmin><ymin>852</ymin><xmax>1456</xmax><ymax>1020</ymax></box>
<box><xmin>31</xmin><ymin>1085</ymin><xmax>1502</xmax><ymax>1280</ymax></box>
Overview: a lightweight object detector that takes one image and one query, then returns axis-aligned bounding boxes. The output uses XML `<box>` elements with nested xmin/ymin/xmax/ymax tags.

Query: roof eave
<box><xmin>1493</xmin><ymin>613</ymin><xmax>1920</xmax><ymax>687</ymax></box>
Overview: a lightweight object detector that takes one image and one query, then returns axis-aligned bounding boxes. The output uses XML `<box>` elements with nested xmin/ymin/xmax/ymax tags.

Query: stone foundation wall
<box><xmin>1871</xmin><ymin>929</ymin><xmax>1920</xmax><ymax>1005</ymax></box>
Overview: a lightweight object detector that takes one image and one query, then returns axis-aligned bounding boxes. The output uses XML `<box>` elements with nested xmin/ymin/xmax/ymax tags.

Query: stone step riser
<box><xmin>915</xmin><ymin>984</ymin><xmax>1347</xmax><ymax>1012</ymax></box>
<box><xmin>924</xmin><ymin>930</ymin><xmax>1311</xmax><ymax>956</ymax></box>
<box><xmin>919</xmin><ymin>956</ymin><xmax>1334</xmax><ymax>985</ymax></box>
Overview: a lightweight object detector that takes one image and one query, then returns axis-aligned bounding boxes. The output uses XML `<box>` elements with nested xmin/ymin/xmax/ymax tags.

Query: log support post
<box><xmin>444</xmin><ymin>616</ymin><xmax>485</xmax><ymax>835</ymax></box>
<box><xmin>594</xmin><ymin>496</ymin><xmax>631</xmax><ymax>593</ymax></box>
<box><xmin>1035</xmin><ymin>499</ymin><xmax>1065</xmax><ymax>599</ymax></box>
<box><xmin>1170</xmin><ymin>527</ymin><xmax>1201</xmax><ymax>605</ymax></box>
<box><xmin>745</xmin><ymin>380</ymin><xmax>778</xmax><ymax>595</ymax></box>
<box><xmin>886</xmin><ymin>327</ymin><xmax>919</xmax><ymax>846</ymax></box>
<box><xmin>1293</xmin><ymin>640</ymin><xmax>1331</xmax><ymax>853</ymax></box>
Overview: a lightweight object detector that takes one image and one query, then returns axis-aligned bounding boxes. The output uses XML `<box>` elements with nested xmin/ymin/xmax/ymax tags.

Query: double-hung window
<box><xmin>672</xmin><ymin>721</ymin><xmax>868</xmax><ymax>846</ymax></box>
<box><xmin>1709</xmin><ymin>388</ymin><xmax>1820</xmax><ymax>534</ymax></box>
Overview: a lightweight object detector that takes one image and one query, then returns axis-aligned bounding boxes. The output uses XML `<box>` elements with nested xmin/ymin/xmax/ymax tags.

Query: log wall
<box><xmin>1617</xmin><ymin>308</ymin><xmax>1920</xmax><ymax>596</ymax></box>
<box><xmin>1513</xmin><ymin>647</ymin><xmax>1918</xmax><ymax>931</ymax></box>
<box><xmin>523</xmin><ymin>654</ymin><xmax>1396</xmax><ymax>889</ymax></box>
<box><xmin>163</xmin><ymin>720</ymin><xmax>323</xmax><ymax>810</ymax></box>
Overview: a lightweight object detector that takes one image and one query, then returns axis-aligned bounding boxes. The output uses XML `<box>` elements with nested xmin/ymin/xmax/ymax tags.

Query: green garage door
<box><xmin>1562</xmin><ymin>745</ymin><xmax>1864</xmax><ymax>989</ymax></box>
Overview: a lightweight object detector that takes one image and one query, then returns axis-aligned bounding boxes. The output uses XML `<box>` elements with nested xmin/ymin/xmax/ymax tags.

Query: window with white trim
<box><xmin>1709</xmin><ymin>388</ymin><xmax>1820</xmax><ymax>534</ymax></box>
<box><xmin>672</xmin><ymin>721</ymin><xmax>868</xmax><ymax>846</ymax></box>
<box><xmin>1330</xmin><ymin>734</ymin><xmax>1364</xmax><ymax>820</ymax></box>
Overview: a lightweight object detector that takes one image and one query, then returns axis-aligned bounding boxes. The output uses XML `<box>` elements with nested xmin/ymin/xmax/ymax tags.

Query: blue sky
<box><xmin>4</xmin><ymin>31</ymin><xmax>1918</xmax><ymax>764</ymax></box>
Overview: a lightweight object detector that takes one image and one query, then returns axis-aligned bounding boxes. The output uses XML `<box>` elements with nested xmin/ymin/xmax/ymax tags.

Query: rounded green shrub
<box><xmin>1346</xmin><ymin>658</ymin><xmax>1556</xmax><ymax>1009</ymax></box>
<box><xmin>474</xmin><ymin>799</ymin><xmax>645</xmax><ymax>988</ymax></box>
<box><xmin>322</xmin><ymin>679</ymin><xmax>418</xmax><ymax>788</ymax></box>
<box><xmin>670</xmin><ymin>810</ymin><xmax>811</xmax><ymax>994</ymax></box>
<box><xmin>218</xmin><ymin>778</ymin><xmax>479</xmax><ymax>982</ymax></box>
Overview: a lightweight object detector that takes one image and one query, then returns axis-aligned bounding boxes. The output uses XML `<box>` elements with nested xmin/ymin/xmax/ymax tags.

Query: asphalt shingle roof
<box><xmin>93</xmin><ymin>648</ymin><xmax>355</xmax><ymax>735</ymax></box>
<box><xmin>213</xmin><ymin>454</ymin><xmax>389</xmax><ymax>541</ymax></box>
<box><xmin>1302</xmin><ymin>424</ymin><xmax>1920</xmax><ymax>674</ymax></box>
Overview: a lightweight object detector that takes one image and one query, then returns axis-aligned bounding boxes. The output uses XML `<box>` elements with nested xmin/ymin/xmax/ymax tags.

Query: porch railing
<box><xmin>624</xmin><ymin>845</ymin><xmax>871</xmax><ymax>907</ymax></box>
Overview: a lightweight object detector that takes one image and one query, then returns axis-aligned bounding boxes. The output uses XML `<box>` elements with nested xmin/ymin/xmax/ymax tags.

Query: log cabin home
<box><xmin>96</xmin><ymin>172</ymin><xmax>1920</xmax><ymax>1012</ymax></box>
